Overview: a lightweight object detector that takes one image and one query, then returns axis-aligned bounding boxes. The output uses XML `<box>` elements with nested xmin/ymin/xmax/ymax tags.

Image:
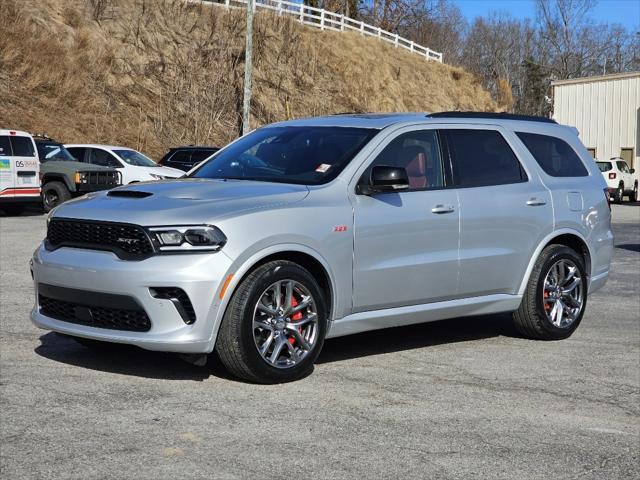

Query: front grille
<box><xmin>84</xmin><ymin>171</ymin><xmax>121</xmax><ymax>186</ymax></box>
<box><xmin>39</xmin><ymin>293</ymin><xmax>151</xmax><ymax>332</ymax></box>
<box><xmin>46</xmin><ymin>218</ymin><xmax>155</xmax><ymax>260</ymax></box>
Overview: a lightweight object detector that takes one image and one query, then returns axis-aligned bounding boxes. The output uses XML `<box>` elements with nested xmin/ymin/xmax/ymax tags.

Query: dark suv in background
<box><xmin>158</xmin><ymin>146</ymin><xmax>219</xmax><ymax>172</ymax></box>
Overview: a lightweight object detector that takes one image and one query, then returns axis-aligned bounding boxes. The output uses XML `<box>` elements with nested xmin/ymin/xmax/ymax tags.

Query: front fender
<box><xmin>208</xmin><ymin>242</ymin><xmax>342</xmax><ymax>350</ymax></box>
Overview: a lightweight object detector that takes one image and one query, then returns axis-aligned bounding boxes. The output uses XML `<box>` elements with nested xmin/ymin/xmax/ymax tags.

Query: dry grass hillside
<box><xmin>0</xmin><ymin>0</ymin><xmax>498</xmax><ymax>158</ymax></box>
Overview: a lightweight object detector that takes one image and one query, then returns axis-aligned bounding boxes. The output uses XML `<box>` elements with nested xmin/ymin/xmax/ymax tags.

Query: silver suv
<box><xmin>31</xmin><ymin>113</ymin><xmax>614</xmax><ymax>383</ymax></box>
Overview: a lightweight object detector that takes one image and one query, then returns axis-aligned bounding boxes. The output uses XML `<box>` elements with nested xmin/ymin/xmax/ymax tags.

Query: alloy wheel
<box><xmin>542</xmin><ymin>259</ymin><xmax>584</xmax><ymax>328</ymax></box>
<box><xmin>252</xmin><ymin>279</ymin><xmax>318</xmax><ymax>369</ymax></box>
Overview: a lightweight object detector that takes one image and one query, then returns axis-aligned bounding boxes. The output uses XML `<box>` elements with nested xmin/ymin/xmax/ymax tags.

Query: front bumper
<box><xmin>30</xmin><ymin>243</ymin><xmax>233</xmax><ymax>353</ymax></box>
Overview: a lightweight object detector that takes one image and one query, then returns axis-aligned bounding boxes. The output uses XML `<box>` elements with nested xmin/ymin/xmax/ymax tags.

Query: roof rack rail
<box><xmin>427</xmin><ymin>111</ymin><xmax>557</xmax><ymax>124</ymax></box>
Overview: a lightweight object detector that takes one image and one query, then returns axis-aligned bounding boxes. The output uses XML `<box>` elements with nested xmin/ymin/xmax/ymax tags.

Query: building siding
<box><xmin>552</xmin><ymin>73</ymin><xmax>640</xmax><ymax>171</ymax></box>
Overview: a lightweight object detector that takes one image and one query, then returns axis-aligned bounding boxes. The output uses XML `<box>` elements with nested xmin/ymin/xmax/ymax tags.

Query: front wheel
<box><xmin>513</xmin><ymin>245</ymin><xmax>587</xmax><ymax>340</ymax></box>
<box><xmin>216</xmin><ymin>260</ymin><xmax>327</xmax><ymax>383</ymax></box>
<box><xmin>42</xmin><ymin>181</ymin><xmax>71</xmax><ymax>212</ymax></box>
<box><xmin>630</xmin><ymin>182</ymin><xmax>638</xmax><ymax>202</ymax></box>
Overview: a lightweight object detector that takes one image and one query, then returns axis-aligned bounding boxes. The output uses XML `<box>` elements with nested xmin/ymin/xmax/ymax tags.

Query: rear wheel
<box><xmin>216</xmin><ymin>260</ymin><xmax>327</xmax><ymax>383</ymax></box>
<box><xmin>513</xmin><ymin>245</ymin><xmax>587</xmax><ymax>340</ymax></box>
<box><xmin>42</xmin><ymin>181</ymin><xmax>71</xmax><ymax>212</ymax></box>
<box><xmin>614</xmin><ymin>183</ymin><xmax>624</xmax><ymax>204</ymax></box>
<box><xmin>630</xmin><ymin>182</ymin><xmax>638</xmax><ymax>202</ymax></box>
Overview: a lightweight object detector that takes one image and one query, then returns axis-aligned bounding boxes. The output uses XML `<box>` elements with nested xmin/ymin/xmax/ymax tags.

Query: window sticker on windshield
<box><xmin>0</xmin><ymin>159</ymin><xmax>10</xmax><ymax>169</ymax></box>
<box><xmin>315</xmin><ymin>163</ymin><xmax>332</xmax><ymax>173</ymax></box>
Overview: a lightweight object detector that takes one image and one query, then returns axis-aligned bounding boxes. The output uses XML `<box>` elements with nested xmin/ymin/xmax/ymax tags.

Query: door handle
<box><xmin>526</xmin><ymin>198</ymin><xmax>547</xmax><ymax>206</ymax></box>
<box><xmin>431</xmin><ymin>204</ymin><xmax>455</xmax><ymax>214</ymax></box>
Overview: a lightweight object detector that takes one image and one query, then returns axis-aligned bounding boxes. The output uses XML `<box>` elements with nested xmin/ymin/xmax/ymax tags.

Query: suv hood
<box><xmin>51</xmin><ymin>178</ymin><xmax>310</xmax><ymax>225</ymax></box>
<box><xmin>41</xmin><ymin>161</ymin><xmax>115</xmax><ymax>172</ymax></box>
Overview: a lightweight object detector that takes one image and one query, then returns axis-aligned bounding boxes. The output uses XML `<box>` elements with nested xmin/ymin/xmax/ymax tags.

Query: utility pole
<box><xmin>241</xmin><ymin>0</ymin><xmax>255</xmax><ymax>135</ymax></box>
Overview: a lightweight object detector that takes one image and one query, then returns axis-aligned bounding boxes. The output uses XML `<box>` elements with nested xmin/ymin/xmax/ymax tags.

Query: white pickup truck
<box><xmin>0</xmin><ymin>129</ymin><xmax>41</xmax><ymax>214</ymax></box>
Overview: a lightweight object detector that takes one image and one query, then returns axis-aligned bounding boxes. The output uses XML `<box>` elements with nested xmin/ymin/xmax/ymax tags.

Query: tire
<box><xmin>42</xmin><ymin>181</ymin><xmax>71</xmax><ymax>212</ymax></box>
<box><xmin>513</xmin><ymin>245</ymin><xmax>587</xmax><ymax>340</ymax></box>
<box><xmin>216</xmin><ymin>260</ymin><xmax>327</xmax><ymax>383</ymax></box>
<box><xmin>614</xmin><ymin>183</ymin><xmax>624</xmax><ymax>204</ymax></box>
<box><xmin>630</xmin><ymin>182</ymin><xmax>638</xmax><ymax>202</ymax></box>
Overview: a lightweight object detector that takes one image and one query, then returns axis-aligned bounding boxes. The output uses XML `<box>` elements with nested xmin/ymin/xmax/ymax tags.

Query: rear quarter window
<box><xmin>516</xmin><ymin>132</ymin><xmax>588</xmax><ymax>177</ymax></box>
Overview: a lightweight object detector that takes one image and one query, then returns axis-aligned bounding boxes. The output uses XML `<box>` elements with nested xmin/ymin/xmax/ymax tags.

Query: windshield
<box><xmin>114</xmin><ymin>149</ymin><xmax>158</xmax><ymax>167</ymax></box>
<box><xmin>36</xmin><ymin>142</ymin><xmax>76</xmax><ymax>162</ymax></box>
<box><xmin>191</xmin><ymin>126</ymin><xmax>378</xmax><ymax>185</ymax></box>
<box><xmin>596</xmin><ymin>162</ymin><xmax>612</xmax><ymax>172</ymax></box>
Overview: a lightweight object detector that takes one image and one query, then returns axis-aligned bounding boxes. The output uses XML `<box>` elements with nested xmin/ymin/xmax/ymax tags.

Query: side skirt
<box><xmin>326</xmin><ymin>294</ymin><xmax>523</xmax><ymax>339</ymax></box>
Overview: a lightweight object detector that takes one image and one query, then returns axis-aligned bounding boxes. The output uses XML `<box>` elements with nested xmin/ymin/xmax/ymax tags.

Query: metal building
<box><xmin>551</xmin><ymin>72</ymin><xmax>640</xmax><ymax>171</ymax></box>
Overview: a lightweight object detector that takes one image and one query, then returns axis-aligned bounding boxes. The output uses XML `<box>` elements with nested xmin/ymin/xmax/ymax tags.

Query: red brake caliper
<box><xmin>544</xmin><ymin>290</ymin><xmax>551</xmax><ymax>311</ymax></box>
<box><xmin>288</xmin><ymin>296</ymin><xmax>303</xmax><ymax>345</ymax></box>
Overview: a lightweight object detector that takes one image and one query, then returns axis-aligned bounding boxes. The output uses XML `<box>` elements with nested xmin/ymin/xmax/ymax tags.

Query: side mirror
<box><xmin>359</xmin><ymin>166</ymin><xmax>409</xmax><ymax>195</ymax></box>
<box><xmin>630</xmin><ymin>168</ymin><xmax>635</xmax><ymax>174</ymax></box>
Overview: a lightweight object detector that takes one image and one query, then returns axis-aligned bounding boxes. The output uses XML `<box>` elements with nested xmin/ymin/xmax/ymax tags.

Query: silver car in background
<box><xmin>30</xmin><ymin>112</ymin><xmax>613</xmax><ymax>383</ymax></box>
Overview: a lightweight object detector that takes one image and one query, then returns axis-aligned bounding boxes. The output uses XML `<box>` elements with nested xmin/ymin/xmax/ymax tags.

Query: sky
<box><xmin>453</xmin><ymin>0</ymin><xmax>640</xmax><ymax>31</ymax></box>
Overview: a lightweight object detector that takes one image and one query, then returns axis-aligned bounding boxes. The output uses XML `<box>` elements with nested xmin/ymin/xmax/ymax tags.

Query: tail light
<box><xmin>604</xmin><ymin>188</ymin><xmax>611</xmax><ymax>211</ymax></box>
<box><xmin>609</xmin><ymin>172</ymin><xmax>616</xmax><ymax>180</ymax></box>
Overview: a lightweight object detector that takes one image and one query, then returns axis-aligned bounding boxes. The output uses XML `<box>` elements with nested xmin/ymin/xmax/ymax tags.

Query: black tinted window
<box><xmin>191</xmin><ymin>149</ymin><xmax>216</xmax><ymax>163</ymax></box>
<box><xmin>516</xmin><ymin>132</ymin><xmax>588</xmax><ymax>177</ymax></box>
<box><xmin>89</xmin><ymin>149</ymin><xmax>119</xmax><ymax>167</ymax></box>
<box><xmin>444</xmin><ymin>129</ymin><xmax>525</xmax><ymax>187</ymax></box>
<box><xmin>66</xmin><ymin>147</ymin><xmax>87</xmax><ymax>162</ymax></box>
<box><xmin>0</xmin><ymin>136</ymin><xmax>11</xmax><ymax>156</ymax></box>
<box><xmin>168</xmin><ymin>150</ymin><xmax>192</xmax><ymax>164</ymax></box>
<box><xmin>10</xmin><ymin>137</ymin><xmax>35</xmax><ymax>157</ymax></box>
<box><xmin>366</xmin><ymin>130</ymin><xmax>444</xmax><ymax>190</ymax></box>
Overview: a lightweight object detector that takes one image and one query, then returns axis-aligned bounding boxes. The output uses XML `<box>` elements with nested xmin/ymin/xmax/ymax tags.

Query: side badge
<box><xmin>333</xmin><ymin>225</ymin><xmax>348</xmax><ymax>232</ymax></box>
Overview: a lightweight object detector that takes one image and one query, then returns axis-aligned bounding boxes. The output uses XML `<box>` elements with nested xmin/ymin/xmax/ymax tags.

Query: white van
<box><xmin>0</xmin><ymin>129</ymin><xmax>41</xmax><ymax>214</ymax></box>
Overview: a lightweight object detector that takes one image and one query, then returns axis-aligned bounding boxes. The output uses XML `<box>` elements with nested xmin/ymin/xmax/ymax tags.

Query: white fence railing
<box><xmin>196</xmin><ymin>0</ymin><xmax>443</xmax><ymax>63</ymax></box>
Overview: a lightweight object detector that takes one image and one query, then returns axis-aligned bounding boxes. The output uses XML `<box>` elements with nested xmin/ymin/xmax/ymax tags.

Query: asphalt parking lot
<box><xmin>1</xmin><ymin>205</ymin><xmax>638</xmax><ymax>479</ymax></box>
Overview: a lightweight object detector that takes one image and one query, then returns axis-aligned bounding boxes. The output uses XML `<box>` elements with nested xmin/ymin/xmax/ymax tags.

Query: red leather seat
<box><xmin>401</xmin><ymin>146</ymin><xmax>428</xmax><ymax>189</ymax></box>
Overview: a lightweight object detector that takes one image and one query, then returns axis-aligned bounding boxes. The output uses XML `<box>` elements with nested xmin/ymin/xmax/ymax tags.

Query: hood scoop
<box><xmin>107</xmin><ymin>190</ymin><xmax>153</xmax><ymax>198</ymax></box>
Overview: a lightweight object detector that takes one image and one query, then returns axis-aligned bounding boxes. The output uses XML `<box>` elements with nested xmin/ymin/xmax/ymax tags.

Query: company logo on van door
<box><xmin>0</xmin><ymin>159</ymin><xmax>10</xmax><ymax>169</ymax></box>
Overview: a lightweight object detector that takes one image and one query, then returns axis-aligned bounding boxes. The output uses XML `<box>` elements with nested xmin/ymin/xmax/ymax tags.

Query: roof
<box><xmin>271</xmin><ymin>113</ymin><xmax>428</xmax><ymax>129</ymax></box>
<box><xmin>0</xmin><ymin>129</ymin><xmax>31</xmax><ymax>137</ymax></box>
<box><xmin>551</xmin><ymin>71</ymin><xmax>640</xmax><ymax>87</ymax></box>
<box><xmin>64</xmin><ymin>144</ymin><xmax>130</xmax><ymax>150</ymax></box>
<box><xmin>270</xmin><ymin>111</ymin><xmax>566</xmax><ymax>130</ymax></box>
<box><xmin>169</xmin><ymin>145</ymin><xmax>219</xmax><ymax>150</ymax></box>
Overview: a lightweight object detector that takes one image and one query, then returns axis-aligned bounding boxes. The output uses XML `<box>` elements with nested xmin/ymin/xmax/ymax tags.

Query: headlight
<box><xmin>147</xmin><ymin>225</ymin><xmax>227</xmax><ymax>252</ymax></box>
<box><xmin>74</xmin><ymin>172</ymin><xmax>88</xmax><ymax>184</ymax></box>
<box><xmin>149</xmin><ymin>173</ymin><xmax>165</xmax><ymax>180</ymax></box>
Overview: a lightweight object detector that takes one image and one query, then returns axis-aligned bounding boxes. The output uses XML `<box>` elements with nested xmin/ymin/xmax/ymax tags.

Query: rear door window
<box><xmin>442</xmin><ymin>129</ymin><xmax>526</xmax><ymax>187</ymax></box>
<box><xmin>516</xmin><ymin>132</ymin><xmax>588</xmax><ymax>177</ymax></box>
<box><xmin>190</xmin><ymin>149</ymin><xmax>216</xmax><ymax>163</ymax></box>
<box><xmin>0</xmin><ymin>136</ymin><xmax>11</xmax><ymax>156</ymax></box>
<box><xmin>66</xmin><ymin>147</ymin><xmax>87</xmax><ymax>162</ymax></box>
<box><xmin>89</xmin><ymin>149</ymin><xmax>120</xmax><ymax>167</ymax></box>
<box><xmin>168</xmin><ymin>150</ymin><xmax>192</xmax><ymax>164</ymax></box>
<box><xmin>10</xmin><ymin>137</ymin><xmax>36</xmax><ymax>157</ymax></box>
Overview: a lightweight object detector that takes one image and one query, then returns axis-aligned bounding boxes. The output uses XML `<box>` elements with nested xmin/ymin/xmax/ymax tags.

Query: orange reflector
<box><xmin>219</xmin><ymin>274</ymin><xmax>234</xmax><ymax>300</ymax></box>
